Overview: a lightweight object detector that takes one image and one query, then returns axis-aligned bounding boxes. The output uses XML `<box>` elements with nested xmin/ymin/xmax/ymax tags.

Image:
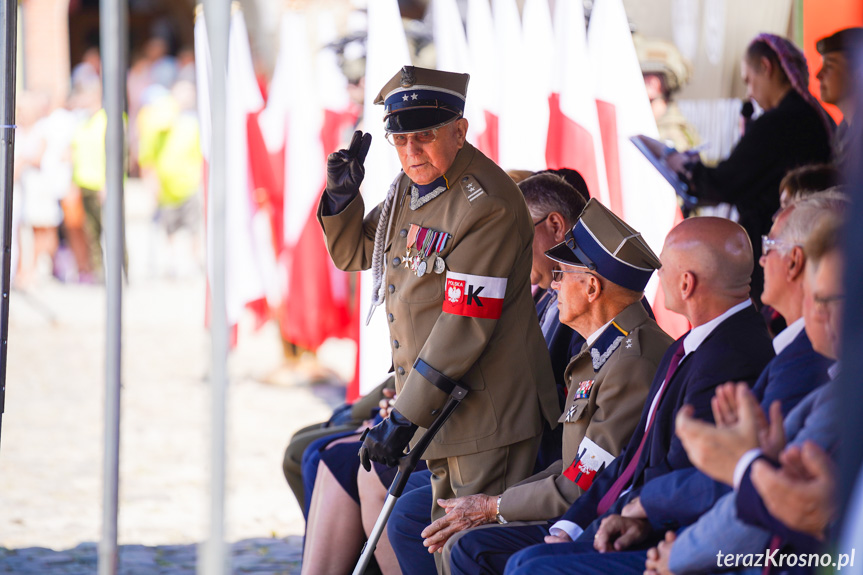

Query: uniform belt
<box><xmin>412</xmin><ymin>359</ymin><xmax>468</xmax><ymax>400</ymax></box>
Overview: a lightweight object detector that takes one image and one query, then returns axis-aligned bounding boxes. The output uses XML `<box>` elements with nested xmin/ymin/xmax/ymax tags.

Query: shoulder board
<box><xmin>458</xmin><ymin>174</ymin><xmax>486</xmax><ymax>203</ymax></box>
<box><xmin>618</xmin><ymin>328</ymin><xmax>643</xmax><ymax>357</ymax></box>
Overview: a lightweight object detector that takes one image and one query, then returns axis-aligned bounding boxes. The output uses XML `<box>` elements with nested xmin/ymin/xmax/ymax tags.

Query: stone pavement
<box><xmin>0</xmin><ymin>537</ymin><xmax>305</xmax><ymax>574</ymax></box>
<box><xmin>0</xmin><ymin>180</ymin><xmax>349</xmax><ymax>573</ymax></box>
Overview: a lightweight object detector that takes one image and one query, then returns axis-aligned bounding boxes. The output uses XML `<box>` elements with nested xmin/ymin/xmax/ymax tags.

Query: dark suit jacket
<box><xmin>638</xmin><ymin>327</ymin><xmax>831</xmax><ymax>531</ymax></box>
<box><xmin>558</xmin><ymin>304</ymin><xmax>775</xmax><ymax>531</ymax></box>
<box><xmin>737</xmin><ymin>459</ymin><xmax>822</xmax><ymax>555</ymax></box>
<box><xmin>753</xmin><ymin>328</ymin><xmax>832</xmax><ymax>417</ymax></box>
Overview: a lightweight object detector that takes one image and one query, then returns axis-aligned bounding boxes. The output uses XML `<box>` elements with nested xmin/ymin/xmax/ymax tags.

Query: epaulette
<box><xmin>458</xmin><ymin>174</ymin><xmax>486</xmax><ymax>203</ymax></box>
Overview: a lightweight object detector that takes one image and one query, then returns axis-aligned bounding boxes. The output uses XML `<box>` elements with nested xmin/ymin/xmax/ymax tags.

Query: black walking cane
<box><xmin>352</xmin><ymin>360</ymin><xmax>469</xmax><ymax>575</ymax></box>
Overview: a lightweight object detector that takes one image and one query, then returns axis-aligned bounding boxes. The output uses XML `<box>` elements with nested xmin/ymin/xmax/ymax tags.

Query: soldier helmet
<box><xmin>634</xmin><ymin>35</ymin><xmax>692</xmax><ymax>94</ymax></box>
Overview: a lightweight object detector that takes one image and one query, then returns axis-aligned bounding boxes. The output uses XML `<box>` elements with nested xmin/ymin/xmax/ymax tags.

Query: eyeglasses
<box><xmin>551</xmin><ymin>269</ymin><xmax>594</xmax><ymax>283</ymax></box>
<box><xmin>533</xmin><ymin>215</ymin><xmax>549</xmax><ymax>227</ymax></box>
<box><xmin>813</xmin><ymin>293</ymin><xmax>845</xmax><ymax>314</ymax></box>
<box><xmin>385</xmin><ymin>129</ymin><xmax>438</xmax><ymax>147</ymax></box>
<box><xmin>761</xmin><ymin>235</ymin><xmax>798</xmax><ymax>256</ymax></box>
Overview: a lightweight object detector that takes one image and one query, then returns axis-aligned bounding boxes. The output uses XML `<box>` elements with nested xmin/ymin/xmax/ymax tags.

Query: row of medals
<box><xmin>404</xmin><ymin>224</ymin><xmax>449</xmax><ymax>278</ymax></box>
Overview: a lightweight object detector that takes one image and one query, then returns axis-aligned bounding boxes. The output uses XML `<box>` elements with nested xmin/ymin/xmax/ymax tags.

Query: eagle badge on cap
<box><xmin>400</xmin><ymin>66</ymin><xmax>416</xmax><ymax>88</ymax></box>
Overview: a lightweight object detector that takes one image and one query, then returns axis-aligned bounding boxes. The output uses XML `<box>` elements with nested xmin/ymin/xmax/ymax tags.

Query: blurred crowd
<box><xmin>11</xmin><ymin>35</ymin><xmax>201</xmax><ymax>288</ymax></box>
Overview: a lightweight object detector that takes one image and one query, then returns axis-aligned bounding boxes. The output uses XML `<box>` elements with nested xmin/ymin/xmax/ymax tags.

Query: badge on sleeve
<box><xmin>563</xmin><ymin>437</ymin><xmax>616</xmax><ymax>490</ymax></box>
<box><xmin>442</xmin><ymin>271</ymin><xmax>507</xmax><ymax>319</ymax></box>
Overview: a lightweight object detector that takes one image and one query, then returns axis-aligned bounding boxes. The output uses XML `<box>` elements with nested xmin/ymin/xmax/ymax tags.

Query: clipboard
<box><xmin>629</xmin><ymin>135</ymin><xmax>699</xmax><ymax>207</ymax></box>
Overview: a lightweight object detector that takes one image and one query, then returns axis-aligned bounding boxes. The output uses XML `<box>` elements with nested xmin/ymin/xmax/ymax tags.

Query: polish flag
<box><xmin>195</xmin><ymin>6</ymin><xmax>272</xmax><ymax>339</ymax></box>
<box><xmin>546</xmin><ymin>0</ymin><xmax>610</xmax><ymax>205</ymax></box>
<box><xmin>587</xmin><ymin>0</ymin><xmax>687</xmax><ymax>337</ymax></box>
<box><xmin>466</xmin><ymin>0</ymin><xmax>498</xmax><ymax>162</ymax></box>
<box><xmin>431</xmin><ymin>0</ymin><xmax>488</xmax><ymax>154</ymax></box>
<box><xmin>518</xmin><ymin>0</ymin><xmax>555</xmax><ymax>171</ymax></box>
<box><xmin>492</xmin><ymin>0</ymin><xmax>532</xmax><ymax>171</ymax></box>
<box><xmin>359</xmin><ymin>0</ymin><xmax>412</xmax><ymax>394</ymax></box>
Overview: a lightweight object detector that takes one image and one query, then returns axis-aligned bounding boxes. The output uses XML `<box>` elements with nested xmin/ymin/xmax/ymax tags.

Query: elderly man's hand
<box><xmin>593</xmin><ymin>514</ymin><xmax>652</xmax><ymax>553</ymax></box>
<box><xmin>644</xmin><ymin>531</ymin><xmax>677</xmax><ymax>575</ymax></box>
<box><xmin>326</xmin><ymin>130</ymin><xmax>372</xmax><ymax>209</ymax></box>
<box><xmin>421</xmin><ymin>494</ymin><xmax>497</xmax><ymax>553</ymax></box>
<box><xmin>750</xmin><ymin>441</ymin><xmax>836</xmax><ymax>540</ymax></box>
<box><xmin>675</xmin><ymin>382</ymin><xmax>765</xmax><ymax>486</ymax></box>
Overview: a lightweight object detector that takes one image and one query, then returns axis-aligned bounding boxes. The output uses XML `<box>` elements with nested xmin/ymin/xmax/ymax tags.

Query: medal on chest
<box><xmin>405</xmin><ymin>224</ymin><xmax>450</xmax><ymax>277</ymax></box>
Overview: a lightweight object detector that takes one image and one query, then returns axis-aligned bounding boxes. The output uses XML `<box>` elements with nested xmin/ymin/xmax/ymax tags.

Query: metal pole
<box><xmin>0</xmin><ymin>0</ymin><xmax>17</xmax><ymax>450</ymax></box>
<box><xmin>0</xmin><ymin>0</ymin><xmax>18</xmax><ymax>452</ymax></box>
<box><xmin>200</xmin><ymin>1</ymin><xmax>229</xmax><ymax>573</ymax></box>
<box><xmin>98</xmin><ymin>0</ymin><xmax>126</xmax><ymax>571</ymax></box>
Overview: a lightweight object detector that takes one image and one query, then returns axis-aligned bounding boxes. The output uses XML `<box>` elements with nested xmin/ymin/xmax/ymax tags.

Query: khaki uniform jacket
<box><xmin>498</xmin><ymin>301</ymin><xmax>674</xmax><ymax>521</ymax></box>
<box><xmin>318</xmin><ymin>142</ymin><xmax>561</xmax><ymax>460</ymax></box>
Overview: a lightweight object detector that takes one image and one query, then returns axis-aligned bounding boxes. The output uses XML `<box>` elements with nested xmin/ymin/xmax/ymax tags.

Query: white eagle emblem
<box><xmin>447</xmin><ymin>285</ymin><xmax>462</xmax><ymax>303</ymax></box>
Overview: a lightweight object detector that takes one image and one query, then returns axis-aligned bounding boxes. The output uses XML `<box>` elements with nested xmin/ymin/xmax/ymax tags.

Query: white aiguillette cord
<box><xmin>366</xmin><ymin>171</ymin><xmax>405</xmax><ymax>326</ymax></box>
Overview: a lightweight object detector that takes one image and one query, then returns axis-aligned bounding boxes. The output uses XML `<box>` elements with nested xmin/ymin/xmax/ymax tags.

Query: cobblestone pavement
<box><xmin>0</xmin><ymin>181</ymin><xmax>348</xmax><ymax>572</ymax></box>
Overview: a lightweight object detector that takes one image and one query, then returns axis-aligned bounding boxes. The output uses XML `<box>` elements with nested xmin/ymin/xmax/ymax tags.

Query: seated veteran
<box><xmin>420</xmin><ymin>199</ymin><xmax>674</xmax><ymax>573</ymax></box>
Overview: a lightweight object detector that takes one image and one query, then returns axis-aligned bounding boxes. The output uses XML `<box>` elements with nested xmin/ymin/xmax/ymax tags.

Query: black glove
<box><xmin>325</xmin><ymin>130</ymin><xmax>372</xmax><ymax>213</ymax></box>
<box><xmin>358</xmin><ymin>408</ymin><xmax>418</xmax><ymax>471</ymax></box>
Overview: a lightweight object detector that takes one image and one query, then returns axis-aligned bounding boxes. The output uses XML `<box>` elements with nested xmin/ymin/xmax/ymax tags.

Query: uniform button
<box><xmin>393</xmin><ymin>257</ymin><xmax>401</xmax><ymax>267</ymax></box>
<box><xmin>400</xmin><ymin>229</ymin><xmax>408</xmax><ymax>238</ymax></box>
<box><xmin>388</xmin><ymin>284</ymin><xmax>395</xmax><ymax>293</ymax></box>
<box><xmin>388</xmin><ymin>313</ymin><xmax>395</xmax><ymax>322</ymax></box>
<box><xmin>393</xmin><ymin>340</ymin><xmax>400</xmax><ymax>349</ymax></box>
<box><xmin>397</xmin><ymin>366</ymin><xmax>405</xmax><ymax>375</ymax></box>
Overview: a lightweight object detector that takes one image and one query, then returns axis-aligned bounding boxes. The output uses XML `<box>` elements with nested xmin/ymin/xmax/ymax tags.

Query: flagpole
<box><xmin>0</xmin><ymin>0</ymin><xmax>18</xmax><ymax>452</ymax></box>
<box><xmin>98</xmin><ymin>0</ymin><xmax>127</xmax><ymax>571</ymax></box>
<box><xmin>201</xmin><ymin>0</ymin><xmax>229</xmax><ymax>573</ymax></box>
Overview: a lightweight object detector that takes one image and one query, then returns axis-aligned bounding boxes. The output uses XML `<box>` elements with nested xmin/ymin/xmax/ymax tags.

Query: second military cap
<box><xmin>817</xmin><ymin>27</ymin><xmax>863</xmax><ymax>56</ymax></box>
<box><xmin>374</xmin><ymin>66</ymin><xmax>469</xmax><ymax>134</ymax></box>
<box><xmin>545</xmin><ymin>198</ymin><xmax>661</xmax><ymax>292</ymax></box>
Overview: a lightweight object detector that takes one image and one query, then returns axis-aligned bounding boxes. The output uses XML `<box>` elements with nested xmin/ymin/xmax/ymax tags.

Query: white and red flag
<box><xmin>195</xmin><ymin>6</ymin><xmax>274</xmax><ymax>342</ymax></box>
<box><xmin>466</xmin><ymin>0</ymin><xmax>499</xmax><ymax>162</ymax></box>
<box><xmin>546</xmin><ymin>0</ymin><xmax>610</xmax><ymax>205</ymax></box>
<box><xmin>359</xmin><ymin>0</ymin><xmax>413</xmax><ymax>394</ymax></box>
<box><xmin>587</xmin><ymin>0</ymin><xmax>687</xmax><ymax>338</ymax></box>
<box><xmin>432</xmin><ymin>0</ymin><xmax>488</xmax><ymax>155</ymax></box>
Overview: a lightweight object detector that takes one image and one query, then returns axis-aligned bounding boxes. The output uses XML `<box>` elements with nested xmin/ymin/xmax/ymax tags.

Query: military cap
<box><xmin>634</xmin><ymin>35</ymin><xmax>692</xmax><ymax>94</ymax></box>
<box><xmin>545</xmin><ymin>198</ymin><xmax>661</xmax><ymax>292</ymax></box>
<box><xmin>816</xmin><ymin>27</ymin><xmax>863</xmax><ymax>57</ymax></box>
<box><xmin>374</xmin><ymin>66</ymin><xmax>469</xmax><ymax>133</ymax></box>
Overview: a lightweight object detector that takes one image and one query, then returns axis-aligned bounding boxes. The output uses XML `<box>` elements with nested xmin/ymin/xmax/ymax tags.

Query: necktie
<box><xmin>596</xmin><ymin>341</ymin><xmax>687</xmax><ymax>516</ymax></box>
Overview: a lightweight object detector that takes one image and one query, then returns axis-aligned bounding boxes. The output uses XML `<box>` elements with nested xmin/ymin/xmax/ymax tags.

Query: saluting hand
<box><xmin>326</xmin><ymin>130</ymin><xmax>372</xmax><ymax>210</ymax></box>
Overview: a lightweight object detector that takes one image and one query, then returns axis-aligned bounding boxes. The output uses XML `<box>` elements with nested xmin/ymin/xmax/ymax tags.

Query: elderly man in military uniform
<box><xmin>635</xmin><ymin>35</ymin><xmax>700</xmax><ymax>152</ymax></box>
<box><xmin>415</xmin><ymin>199</ymin><xmax>674</xmax><ymax>575</ymax></box>
<box><xmin>317</xmin><ymin>66</ymin><xmax>561</xmax><ymax>528</ymax></box>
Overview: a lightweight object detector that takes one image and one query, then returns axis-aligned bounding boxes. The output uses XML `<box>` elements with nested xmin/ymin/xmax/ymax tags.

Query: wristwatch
<box><xmin>496</xmin><ymin>495</ymin><xmax>508</xmax><ymax>524</ymax></box>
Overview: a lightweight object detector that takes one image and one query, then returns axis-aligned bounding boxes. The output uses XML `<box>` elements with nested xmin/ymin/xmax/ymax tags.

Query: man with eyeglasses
<box><xmin>317</xmin><ymin>66</ymin><xmax>561</xmax><ymax>553</ymax></box>
<box><xmin>444</xmin><ymin>199</ymin><xmax>674</xmax><ymax>574</ymax></box>
<box><xmin>642</xmin><ymin>198</ymin><xmax>848</xmax><ymax>575</ymax></box>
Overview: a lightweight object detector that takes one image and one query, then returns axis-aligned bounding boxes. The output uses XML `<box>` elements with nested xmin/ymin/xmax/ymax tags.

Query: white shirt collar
<box><xmin>683</xmin><ymin>300</ymin><xmax>752</xmax><ymax>356</ymax></box>
<box><xmin>586</xmin><ymin>319</ymin><xmax>614</xmax><ymax>348</ymax></box>
<box><xmin>772</xmin><ymin>317</ymin><xmax>806</xmax><ymax>355</ymax></box>
<box><xmin>829</xmin><ymin>361</ymin><xmax>841</xmax><ymax>380</ymax></box>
